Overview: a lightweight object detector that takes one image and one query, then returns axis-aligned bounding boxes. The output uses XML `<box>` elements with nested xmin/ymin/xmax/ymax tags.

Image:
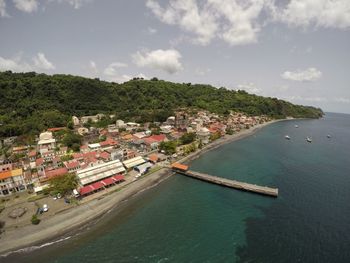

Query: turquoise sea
<box><xmin>3</xmin><ymin>112</ymin><xmax>350</xmax><ymax>263</ymax></box>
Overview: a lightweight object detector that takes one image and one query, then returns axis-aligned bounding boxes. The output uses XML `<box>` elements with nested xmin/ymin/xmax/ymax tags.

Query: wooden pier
<box><xmin>172</xmin><ymin>163</ymin><xmax>278</xmax><ymax>197</ymax></box>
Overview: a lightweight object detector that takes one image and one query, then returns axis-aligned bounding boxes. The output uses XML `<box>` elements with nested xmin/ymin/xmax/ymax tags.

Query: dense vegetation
<box><xmin>0</xmin><ymin>71</ymin><xmax>323</xmax><ymax>138</ymax></box>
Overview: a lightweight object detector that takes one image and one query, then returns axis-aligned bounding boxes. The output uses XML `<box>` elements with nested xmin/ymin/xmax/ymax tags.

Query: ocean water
<box><xmin>3</xmin><ymin>113</ymin><xmax>350</xmax><ymax>263</ymax></box>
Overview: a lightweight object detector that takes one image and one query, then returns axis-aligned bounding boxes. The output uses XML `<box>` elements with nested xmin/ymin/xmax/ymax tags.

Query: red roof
<box><xmin>101</xmin><ymin>177</ymin><xmax>115</xmax><ymax>186</ymax></box>
<box><xmin>171</xmin><ymin>163</ymin><xmax>189</xmax><ymax>171</ymax></box>
<box><xmin>36</xmin><ymin>158</ymin><xmax>44</xmax><ymax>166</ymax></box>
<box><xmin>99</xmin><ymin>152</ymin><xmax>110</xmax><ymax>160</ymax></box>
<box><xmin>113</xmin><ymin>174</ymin><xmax>125</xmax><ymax>182</ymax></box>
<box><xmin>91</xmin><ymin>181</ymin><xmax>104</xmax><ymax>190</ymax></box>
<box><xmin>45</xmin><ymin>167</ymin><xmax>68</xmax><ymax>178</ymax></box>
<box><xmin>143</xmin><ymin>137</ymin><xmax>157</xmax><ymax>145</ymax></box>
<box><xmin>65</xmin><ymin>161</ymin><xmax>80</xmax><ymax>169</ymax></box>
<box><xmin>47</xmin><ymin>127</ymin><xmax>66</xmax><ymax>132</ymax></box>
<box><xmin>72</xmin><ymin>153</ymin><xmax>84</xmax><ymax>160</ymax></box>
<box><xmin>28</xmin><ymin>150</ymin><xmax>37</xmax><ymax>158</ymax></box>
<box><xmin>79</xmin><ymin>185</ymin><xmax>94</xmax><ymax>195</ymax></box>
<box><xmin>80</xmin><ymin>145</ymin><xmax>88</xmax><ymax>149</ymax></box>
<box><xmin>148</xmin><ymin>154</ymin><xmax>158</xmax><ymax>163</ymax></box>
<box><xmin>100</xmin><ymin>138</ymin><xmax>118</xmax><ymax>147</ymax></box>
<box><xmin>149</xmin><ymin>134</ymin><xmax>166</xmax><ymax>142</ymax></box>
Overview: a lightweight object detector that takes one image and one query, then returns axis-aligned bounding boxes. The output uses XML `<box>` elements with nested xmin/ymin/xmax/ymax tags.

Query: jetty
<box><xmin>171</xmin><ymin>163</ymin><xmax>278</xmax><ymax>197</ymax></box>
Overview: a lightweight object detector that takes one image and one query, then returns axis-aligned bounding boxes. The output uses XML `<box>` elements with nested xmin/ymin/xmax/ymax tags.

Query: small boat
<box><xmin>295</xmin><ymin>125</ymin><xmax>299</xmax><ymax>128</ymax></box>
<box><xmin>285</xmin><ymin>135</ymin><xmax>291</xmax><ymax>140</ymax></box>
<box><xmin>327</xmin><ymin>134</ymin><xmax>331</xmax><ymax>138</ymax></box>
<box><xmin>306</xmin><ymin>137</ymin><xmax>312</xmax><ymax>143</ymax></box>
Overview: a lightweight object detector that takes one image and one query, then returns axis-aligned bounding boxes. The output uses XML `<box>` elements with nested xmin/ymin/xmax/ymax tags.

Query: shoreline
<box><xmin>0</xmin><ymin>119</ymin><xmax>284</xmax><ymax>256</ymax></box>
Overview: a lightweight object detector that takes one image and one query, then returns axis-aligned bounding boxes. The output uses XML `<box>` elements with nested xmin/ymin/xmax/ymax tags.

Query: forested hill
<box><xmin>0</xmin><ymin>71</ymin><xmax>323</xmax><ymax>137</ymax></box>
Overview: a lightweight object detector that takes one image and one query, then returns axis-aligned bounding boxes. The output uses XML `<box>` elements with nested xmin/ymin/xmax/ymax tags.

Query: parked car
<box><xmin>43</xmin><ymin>204</ymin><xmax>49</xmax><ymax>212</ymax></box>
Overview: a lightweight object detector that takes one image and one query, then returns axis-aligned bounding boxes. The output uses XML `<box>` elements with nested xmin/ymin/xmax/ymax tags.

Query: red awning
<box><xmin>101</xmin><ymin>177</ymin><xmax>115</xmax><ymax>186</ymax></box>
<box><xmin>91</xmin><ymin>181</ymin><xmax>104</xmax><ymax>190</ymax></box>
<box><xmin>113</xmin><ymin>174</ymin><xmax>125</xmax><ymax>182</ymax></box>
<box><xmin>79</xmin><ymin>185</ymin><xmax>95</xmax><ymax>195</ymax></box>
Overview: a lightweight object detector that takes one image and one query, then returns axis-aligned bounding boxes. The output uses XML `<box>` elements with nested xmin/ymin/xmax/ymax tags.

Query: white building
<box><xmin>197</xmin><ymin>127</ymin><xmax>210</xmax><ymax>144</ymax></box>
<box><xmin>76</xmin><ymin>160</ymin><xmax>126</xmax><ymax>186</ymax></box>
<box><xmin>38</xmin><ymin>132</ymin><xmax>56</xmax><ymax>155</ymax></box>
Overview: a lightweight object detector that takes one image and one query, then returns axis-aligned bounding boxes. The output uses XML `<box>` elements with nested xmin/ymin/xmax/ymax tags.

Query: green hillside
<box><xmin>0</xmin><ymin>71</ymin><xmax>323</xmax><ymax>137</ymax></box>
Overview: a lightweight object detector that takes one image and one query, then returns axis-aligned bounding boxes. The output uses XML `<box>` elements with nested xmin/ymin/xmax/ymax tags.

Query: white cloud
<box><xmin>147</xmin><ymin>27</ymin><xmax>157</xmax><ymax>34</ymax></box>
<box><xmin>195</xmin><ymin>67</ymin><xmax>211</xmax><ymax>76</ymax></box>
<box><xmin>132</xmin><ymin>48</ymin><xmax>183</xmax><ymax>74</ymax></box>
<box><xmin>88</xmin><ymin>60</ymin><xmax>98</xmax><ymax>74</ymax></box>
<box><xmin>272</xmin><ymin>0</ymin><xmax>350</xmax><ymax>29</ymax></box>
<box><xmin>0</xmin><ymin>0</ymin><xmax>9</xmax><ymax>17</ymax></box>
<box><xmin>281</xmin><ymin>67</ymin><xmax>322</xmax><ymax>82</ymax></box>
<box><xmin>334</xmin><ymin>97</ymin><xmax>350</xmax><ymax>103</ymax></box>
<box><xmin>0</xmin><ymin>55</ymin><xmax>32</xmax><ymax>72</ymax></box>
<box><xmin>13</xmin><ymin>0</ymin><xmax>39</xmax><ymax>13</ymax></box>
<box><xmin>147</xmin><ymin>0</ymin><xmax>350</xmax><ymax>46</ymax></box>
<box><xmin>33</xmin><ymin>52</ymin><xmax>55</xmax><ymax>70</ymax></box>
<box><xmin>0</xmin><ymin>52</ymin><xmax>55</xmax><ymax>72</ymax></box>
<box><xmin>146</xmin><ymin>0</ymin><xmax>266</xmax><ymax>46</ymax></box>
<box><xmin>146</xmin><ymin>0</ymin><xmax>218</xmax><ymax>45</ymax></box>
<box><xmin>103</xmin><ymin>62</ymin><xmax>128</xmax><ymax>77</ymax></box>
<box><xmin>236</xmin><ymin>82</ymin><xmax>261</xmax><ymax>94</ymax></box>
<box><xmin>104</xmin><ymin>72</ymin><xmax>148</xmax><ymax>84</ymax></box>
<box><xmin>283</xmin><ymin>96</ymin><xmax>327</xmax><ymax>102</ymax></box>
<box><xmin>60</xmin><ymin>0</ymin><xmax>91</xmax><ymax>9</ymax></box>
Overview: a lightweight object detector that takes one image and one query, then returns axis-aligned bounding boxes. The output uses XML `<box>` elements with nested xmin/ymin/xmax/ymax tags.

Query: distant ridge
<box><xmin>0</xmin><ymin>71</ymin><xmax>323</xmax><ymax>137</ymax></box>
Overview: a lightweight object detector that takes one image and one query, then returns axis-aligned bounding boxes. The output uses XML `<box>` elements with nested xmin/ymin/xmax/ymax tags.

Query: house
<box><xmin>197</xmin><ymin>127</ymin><xmax>210</xmax><ymax>144</ymax></box>
<box><xmin>143</xmin><ymin>134</ymin><xmax>168</xmax><ymax>151</ymax></box>
<box><xmin>64</xmin><ymin>161</ymin><xmax>81</xmax><ymax>173</ymax></box>
<box><xmin>88</xmin><ymin>143</ymin><xmax>101</xmax><ymax>151</ymax></box>
<box><xmin>12</xmin><ymin>146</ymin><xmax>28</xmax><ymax>154</ymax></box>
<box><xmin>28</xmin><ymin>150</ymin><xmax>37</xmax><ymax>162</ymax></box>
<box><xmin>80</xmin><ymin>145</ymin><xmax>89</xmax><ymax>153</ymax></box>
<box><xmin>0</xmin><ymin>168</ymin><xmax>27</xmax><ymax>196</ymax></box>
<box><xmin>99</xmin><ymin>138</ymin><xmax>118</xmax><ymax>150</ymax></box>
<box><xmin>98</xmin><ymin>151</ymin><xmax>111</xmax><ymax>162</ymax></box>
<box><xmin>43</xmin><ymin>167</ymin><xmax>68</xmax><ymax>181</ymax></box>
<box><xmin>38</xmin><ymin>131</ymin><xmax>56</xmax><ymax>155</ymax></box>
<box><xmin>0</xmin><ymin>160</ymin><xmax>13</xmax><ymax>172</ymax></box>
<box><xmin>72</xmin><ymin>116</ymin><xmax>80</xmax><ymax>126</ymax></box>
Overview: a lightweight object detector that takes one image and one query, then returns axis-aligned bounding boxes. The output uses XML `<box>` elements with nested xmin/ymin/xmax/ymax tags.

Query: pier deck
<box><xmin>175</xmin><ymin>169</ymin><xmax>278</xmax><ymax>197</ymax></box>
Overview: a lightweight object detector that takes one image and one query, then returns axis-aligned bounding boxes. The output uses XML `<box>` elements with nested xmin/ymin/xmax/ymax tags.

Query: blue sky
<box><xmin>1</xmin><ymin>0</ymin><xmax>350</xmax><ymax>113</ymax></box>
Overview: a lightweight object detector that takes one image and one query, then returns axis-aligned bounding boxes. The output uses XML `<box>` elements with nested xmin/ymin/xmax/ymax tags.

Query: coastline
<box><xmin>0</xmin><ymin>119</ymin><xmax>282</xmax><ymax>256</ymax></box>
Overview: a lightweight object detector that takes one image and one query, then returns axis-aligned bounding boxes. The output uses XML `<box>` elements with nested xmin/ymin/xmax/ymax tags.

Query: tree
<box><xmin>31</xmin><ymin>214</ymin><xmax>40</xmax><ymax>225</ymax></box>
<box><xmin>180</xmin><ymin>132</ymin><xmax>196</xmax><ymax>145</ymax></box>
<box><xmin>62</xmin><ymin>132</ymin><xmax>82</xmax><ymax>149</ymax></box>
<box><xmin>159</xmin><ymin>141</ymin><xmax>177</xmax><ymax>155</ymax></box>
<box><xmin>46</xmin><ymin>173</ymin><xmax>78</xmax><ymax>196</ymax></box>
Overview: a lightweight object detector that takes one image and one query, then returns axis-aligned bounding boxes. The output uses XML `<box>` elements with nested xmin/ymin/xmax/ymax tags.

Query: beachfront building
<box><xmin>76</xmin><ymin>159</ymin><xmax>126</xmax><ymax>186</ymax></box>
<box><xmin>38</xmin><ymin>131</ymin><xmax>56</xmax><ymax>155</ymax></box>
<box><xmin>122</xmin><ymin>156</ymin><xmax>146</xmax><ymax>170</ymax></box>
<box><xmin>0</xmin><ymin>168</ymin><xmax>26</xmax><ymax>196</ymax></box>
<box><xmin>197</xmin><ymin>127</ymin><xmax>211</xmax><ymax>144</ymax></box>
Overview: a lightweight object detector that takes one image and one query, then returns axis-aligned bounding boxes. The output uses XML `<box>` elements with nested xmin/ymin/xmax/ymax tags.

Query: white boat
<box><xmin>306</xmin><ymin>137</ymin><xmax>312</xmax><ymax>143</ymax></box>
<box><xmin>295</xmin><ymin>125</ymin><xmax>299</xmax><ymax>128</ymax></box>
<box><xmin>285</xmin><ymin>135</ymin><xmax>291</xmax><ymax>140</ymax></box>
<box><xmin>327</xmin><ymin>134</ymin><xmax>331</xmax><ymax>138</ymax></box>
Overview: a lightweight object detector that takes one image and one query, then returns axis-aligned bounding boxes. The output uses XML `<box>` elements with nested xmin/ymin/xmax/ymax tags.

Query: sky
<box><xmin>0</xmin><ymin>0</ymin><xmax>350</xmax><ymax>114</ymax></box>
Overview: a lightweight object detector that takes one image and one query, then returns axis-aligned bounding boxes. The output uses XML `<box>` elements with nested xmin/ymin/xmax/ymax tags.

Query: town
<box><xmin>0</xmin><ymin>109</ymin><xmax>270</xmax><ymax>226</ymax></box>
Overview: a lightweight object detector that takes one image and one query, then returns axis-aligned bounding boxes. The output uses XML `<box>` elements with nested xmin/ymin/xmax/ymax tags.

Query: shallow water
<box><xmin>4</xmin><ymin>113</ymin><xmax>350</xmax><ymax>263</ymax></box>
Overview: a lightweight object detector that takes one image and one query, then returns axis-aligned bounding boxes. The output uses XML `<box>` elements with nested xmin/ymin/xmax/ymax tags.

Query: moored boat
<box><xmin>306</xmin><ymin>137</ymin><xmax>312</xmax><ymax>143</ymax></box>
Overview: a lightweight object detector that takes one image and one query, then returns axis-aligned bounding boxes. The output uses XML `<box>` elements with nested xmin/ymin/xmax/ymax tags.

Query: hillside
<box><xmin>0</xmin><ymin>71</ymin><xmax>323</xmax><ymax>137</ymax></box>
